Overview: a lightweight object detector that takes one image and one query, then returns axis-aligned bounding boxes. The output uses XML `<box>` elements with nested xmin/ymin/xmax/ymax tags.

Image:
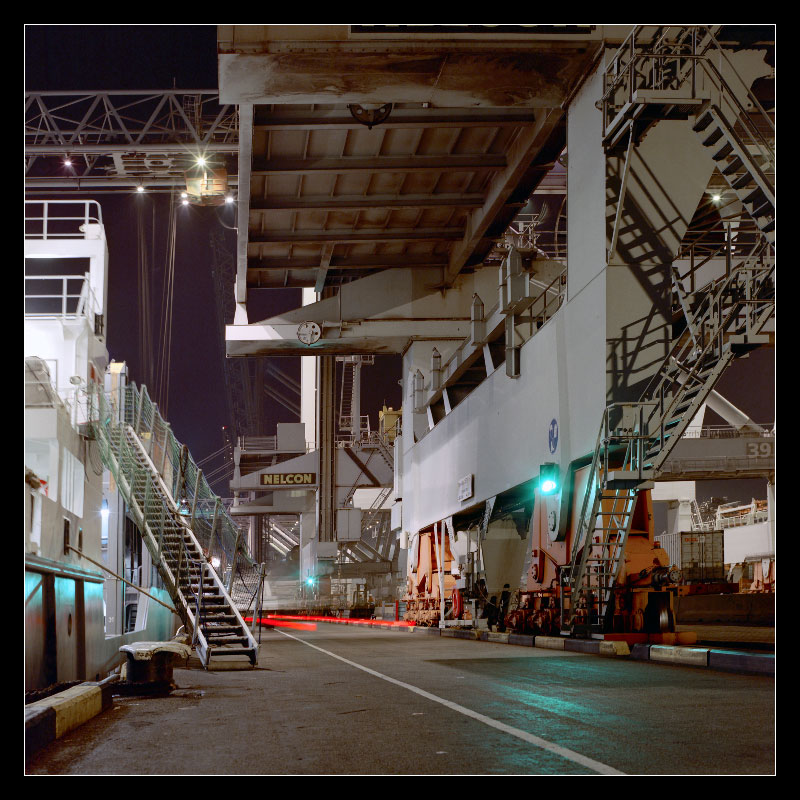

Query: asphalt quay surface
<box><xmin>26</xmin><ymin>624</ymin><xmax>775</xmax><ymax>775</ymax></box>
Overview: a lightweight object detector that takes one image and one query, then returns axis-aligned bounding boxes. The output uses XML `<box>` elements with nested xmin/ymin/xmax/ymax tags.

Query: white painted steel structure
<box><xmin>220</xmin><ymin>26</ymin><xmax>774</xmax><ymax>599</ymax></box>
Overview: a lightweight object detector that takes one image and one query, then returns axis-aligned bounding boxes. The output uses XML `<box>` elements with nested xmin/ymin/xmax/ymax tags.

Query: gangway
<box><xmin>88</xmin><ymin>381</ymin><xmax>259</xmax><ymax>666</ymax></box>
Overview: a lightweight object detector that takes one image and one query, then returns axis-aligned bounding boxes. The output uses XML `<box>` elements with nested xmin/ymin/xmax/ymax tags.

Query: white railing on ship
<box><xmin>24</xmin><ymin>273</ymin><xmax>101</xmax><ymax>321</ymax></box>
<box><xmin>25</xmin><ymin>199</ymin><xmax>103</xmax><ymax>239</ymax></box>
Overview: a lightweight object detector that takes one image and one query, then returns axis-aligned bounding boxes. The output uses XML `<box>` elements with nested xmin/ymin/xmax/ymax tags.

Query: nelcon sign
<box><xmin>260</xmin><ymin>473</ymin><xmax>317</xmax><ymax>486</ymax></box>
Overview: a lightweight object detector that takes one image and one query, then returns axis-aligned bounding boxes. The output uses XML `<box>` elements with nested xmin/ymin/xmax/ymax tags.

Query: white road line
<box><xmin>276</xmin><ymin>629</ymin><xmax>625</xmax><ymax>775</ymax></box>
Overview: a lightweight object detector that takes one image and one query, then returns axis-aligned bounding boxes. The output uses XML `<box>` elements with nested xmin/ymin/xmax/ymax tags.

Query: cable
<box><xmin>196</xmin><ymin>444</ymin><xmax>229</xmax><ymax>466</ymax></box>
<box><xmin>154</xmin><ymin>194</ymin><xmax>178</xmax><ymax>416</ymax></box>
<box><xmin>214</xmin><ymin>207</ymin><xmax>238</xmax><ymax>232</ymax></box>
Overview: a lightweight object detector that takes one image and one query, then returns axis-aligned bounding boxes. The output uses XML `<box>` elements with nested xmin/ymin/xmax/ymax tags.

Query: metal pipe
<box><xmin>438</xmin><ymin>521</ymin><xmax>445</xmax><ymax>629</ymax></box>
<box><xmin>66</xmin><ymin>545</ymin><xmax>176</xmax><ymax>614</ymax></box>
<box><xmin>705</xmin><ymin>390</ymin><xmax>766</xmax><ymax>434</ymax></box>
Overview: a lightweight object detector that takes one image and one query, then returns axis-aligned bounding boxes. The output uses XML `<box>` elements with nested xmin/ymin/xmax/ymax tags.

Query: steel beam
<box><xmin>250</xmin><ymin>154</ymin><xmax>506</xmax><ymax>175</ymax></box>
<box><xmin>248</xmin><ymin>228</ymin><xmax>464</xmax><ymax>245</ymax></box>
<box><xmin>248</xmin><ymin>254</ymin><xmax>449</xmax><ymax>271</ymax></box>
<box><xmin>248</xmin><ymin>194</ymin><xmax>485</xmax><ymax>212</ymax></box>
<box><xmin>443</xmin><ymin>108</ymin><xmax>565</xmax><ymax>286</ymax></box>
<box><xmin>252</xmin><ymin>107</ymin><xmax>538</xmax><ymax>130</ymax></box>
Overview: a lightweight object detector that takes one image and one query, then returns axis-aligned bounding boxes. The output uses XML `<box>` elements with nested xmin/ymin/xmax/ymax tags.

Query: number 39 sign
<box><xmin>746</xmin><ymin>441</ymin><xmax>774</xmax><ymax>457</ymax></box>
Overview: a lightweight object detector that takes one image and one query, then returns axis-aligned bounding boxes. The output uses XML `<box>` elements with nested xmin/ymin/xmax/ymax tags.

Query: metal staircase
<box><xmin>601</xmin><ymin>25</ymin><xmax>775</xmax><ymax>243</ymax></box>
<box><xmin>692</xmin><ymin>105</ymin><xmax>774</xmax><ymax>241</ymax></box>
<box><xmin>564</xmin><ymin>248</ymin><xmax>774</xmax><ymax>635</ymax></box>
<box><xmin>559</xmin><ymin>25</ymin><xmax>776</xmax><ymax>636</ymax></box>
<box><xmin>88</xmin><ymin>381</ymin><xmax>259</xmax><ymax>667</ymax></box>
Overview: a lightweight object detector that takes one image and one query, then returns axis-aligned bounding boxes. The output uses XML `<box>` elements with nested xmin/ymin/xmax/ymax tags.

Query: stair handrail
<box><xmin>701</xmin><ymin>25</ymin><xmax>775</xmax><ymax>137</ymax></box>
<box><xmin>124</xmin><ymin>421</ymin><xmax>258</xmax><ymax>664</ymax></box>
<box><xmin>566</xmin><ymin>401</ymin><xmax>658</xmax><ymax>606</ymax></box>
<box><xmin>88</xmin><ymin>382</ymin><xmax>258</xmax><ymax>664</ymax></box>
<box><xmin>600</xmin><ymin>25</ymin><xmax>774</xmax><ymax>174</ymax></box>
<box><xmin>639</xmin><ymin>256</ymin><xmax>774</xmax><ymax>452</ymax></box>
<box><xmin>565</xmin><ymin>250</ymin><xmax>774</xmax><ymax>623</ymax></box>
<box><xmin>89</xmin><ymin>383</ymin><xmax>211</xmax><ymax>657</ymax></box>
<box><xmin>123</xmin><ymin>380</ymin><xmax>257</xmax><ymax>579</ymax></box>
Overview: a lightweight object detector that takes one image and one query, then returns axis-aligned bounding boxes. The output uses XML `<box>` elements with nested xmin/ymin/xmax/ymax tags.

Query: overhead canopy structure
<box><xmin>218</xmin><ymin>25</ymin><xmax>608</xmax><ymax>300</ymax></box>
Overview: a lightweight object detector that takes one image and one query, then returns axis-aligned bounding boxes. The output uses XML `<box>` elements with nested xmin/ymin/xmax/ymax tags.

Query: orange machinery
<box><xmin>506</xmin><ymin>465</ymin><xmax>683</xmax><ymax>641</ymax></box>
<box><xmin>403</xmin><ymin>526</ymin><xmax>468</xmax><ymax>626</ymax></box>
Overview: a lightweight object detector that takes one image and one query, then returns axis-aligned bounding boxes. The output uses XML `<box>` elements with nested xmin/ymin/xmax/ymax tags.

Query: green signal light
<box><xmin>539</xmin><ymin>463</ymin><xmax>559</xmax><ymax>495</ymax></box>
<box><xmin>306</xmin><ymin>577</ymin><xmax>314</xmax><ymax>586</ymax></box>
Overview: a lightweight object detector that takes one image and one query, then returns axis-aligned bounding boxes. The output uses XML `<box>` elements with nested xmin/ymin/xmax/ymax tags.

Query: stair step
<box><xmin>722</xmin><ymin>156</ymin><xmax>744</xmax><ymax>176</ymax></box>
<box><xmin>712</xmin><ymin>141</ymin><xmax>734</xmax><ymax>161</ymax></box>
<box><xmin>749</xmin><ymin>200</ymin><xmax>773</xmax><ymax>220</ymax></box>
<box><xmin>207</xmin><ymin>647</ymin><xmax>257</xmax><ymax>658</ymax></box>
<box><xmin>203</xmin><ymin>625</ymin><xmax>244</xmax><ymax>634</ymax></box>
<box><xmin>701</xmin><ymin>126</ymin><xmax>724</xmax><ymax>147</ymax></box>
<box><xmin>743</xmin><ymin>187</ymin><xmax>768</xmax><ymax>207</ymax></box>
<box><xmin>692</xmin><ymin>111</ymin><xmax>714</xmax><ymax>133</ymax></box>
<box><xmin>731</xmin><ymin>173</ymin><xmax>755</xmax><ymax>192</ymax></box>
<box><xmin>181</xmin><ymin>589</ymin><xmax>223</xmax><ymax>599</ymax></box>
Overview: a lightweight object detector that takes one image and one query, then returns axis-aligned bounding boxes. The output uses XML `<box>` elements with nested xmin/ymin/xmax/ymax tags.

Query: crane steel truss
<box><xmin>25</xmin><ymin>90</ymin><xmax>239</xmax><ymax>189</ymax></box>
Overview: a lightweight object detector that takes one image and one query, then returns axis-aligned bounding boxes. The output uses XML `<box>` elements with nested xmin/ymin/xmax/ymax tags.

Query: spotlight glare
<box><xmin>196</xmin><ymin>156</ymin><xmax>207</xmax><ymax>167</ymax></box>
<box><xmin>180</xmin><ymin>191</ymin><xmax>188</xmax><ymax>199</ymax></box>
<box><xmin>712</xmin><ymin>194</ymin><xmax>721</xmax><ymax>203</ymax></box>
<box><xmin>182</xmin><ymin>198</ymin><xmax>189</xmax><ymax>206</ymax></box>
<box><xmin>225</xmin><ymin>195</ymin><xmax>234</xmax><ymax>204</ymax></box>
<box><xmin>136</xmin><ymin>185</ymin><xmax>145</xmax><ymax>193</ymax></box>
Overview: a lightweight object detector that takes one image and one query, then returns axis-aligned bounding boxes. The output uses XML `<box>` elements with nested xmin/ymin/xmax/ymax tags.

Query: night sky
<box><xmin>26</xmin><ymin>26</ymin><xmax>308</xmax><ymax>491</ymax></box>
<box><xmin>26</xmin><ymin>25</ymin><xmax>403</xmax><ymax>492</ymax></box>
<box><xmin>25</xmin><ymin>25</ymin><xmax>774</xmax><ymax>506</ymax></box>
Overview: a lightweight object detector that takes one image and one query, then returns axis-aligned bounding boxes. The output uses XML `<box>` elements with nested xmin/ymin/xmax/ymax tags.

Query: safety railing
<box><xmin>681</xmin><ymin>425</ymin><xmax>774</xmax><ymax>439</ymax></box>
<box><xmin>563</xmin><ymin>240</ymin><xmax>775</xmax><ymax>631</ymax></box>
<box><xmin>238</xmin><ymin>435</ymin><xmax>278</xmax><ymax>451</ymax></box>
<box><xmin>24</xmin><ymin>199</ymin><xmax>103</xmax><ymax>239</ymax></box>
<box><xmin>601</xmin><ymin>26</ymin><xmax>774</xmax><ymax>178</ymax></box>
<box><xmin>24</xmin><ymin>273</ymin><xmax>101</xmax><ymax>321</ymax></box>
<box><xmin>119</xmin><ymin>381</ymin><xmax>258</xmax><ymax>581</ymax></box>
<box><xmin>89</xmin><ymin>387</ymin><xmax>209</xmax><ymax>652</ymax></box>
<box><xmin>718</xmin><ymin>509</ymin><xmax>769</xmax><ymax>528</ymax></box>
<box><xmin>439</xmin><ymin>267</ymin><xmax>567</xmax><ymax>385</ymax></box>
<box><xmin>641</xmin><ymin>255</ymin><xmax>775</xmax><ymax>460</ymax></box>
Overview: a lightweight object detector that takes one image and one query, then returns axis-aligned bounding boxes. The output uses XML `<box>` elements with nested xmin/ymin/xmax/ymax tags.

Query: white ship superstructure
<box><xmin>25</xmin><ymin>200</ymin><xmax>177</xmax><ymax>691</ymax></box>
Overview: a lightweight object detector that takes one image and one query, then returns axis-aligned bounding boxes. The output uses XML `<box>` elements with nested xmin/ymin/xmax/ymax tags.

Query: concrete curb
<box><xmin>630</xmin><ymin>642</ymin><xmax>774</xmax><ymax>675</ymax></box>
<box><xmin>320</xmin><ymin>621</ymin><xmax>773</xmax><ymax>675</ymax></box>
<box><xmin>650</xmin><ymin>645</ymin><xmax>710</xmax><ymax>667</ymax></box>
<box><xmin>25</xmin><ymin>678</ymin><xmax>115</xmax><ymax>760</ymax></box>
<box><xmin>534</xmin><ymin>636</ymin><xmax>566</xmax><ymax>650</ymax></box>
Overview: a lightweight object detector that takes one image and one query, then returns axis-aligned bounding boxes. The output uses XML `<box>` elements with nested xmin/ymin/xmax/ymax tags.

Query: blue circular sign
<box><xmin>548</xmin><ymin>418</ymin><xmax>559</xmax><ymax>454</ymax></box>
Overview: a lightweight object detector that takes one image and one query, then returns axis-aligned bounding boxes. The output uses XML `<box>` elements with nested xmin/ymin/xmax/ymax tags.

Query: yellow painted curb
<box><xmin>27</xmin><ymin>685</ymin><xmax>103</xmax><ymax>739</ymax></box>
<box><xmin>599</xmin><ymin>641</ymin><xmax>630</xmax><ymax>657</ymax></box>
